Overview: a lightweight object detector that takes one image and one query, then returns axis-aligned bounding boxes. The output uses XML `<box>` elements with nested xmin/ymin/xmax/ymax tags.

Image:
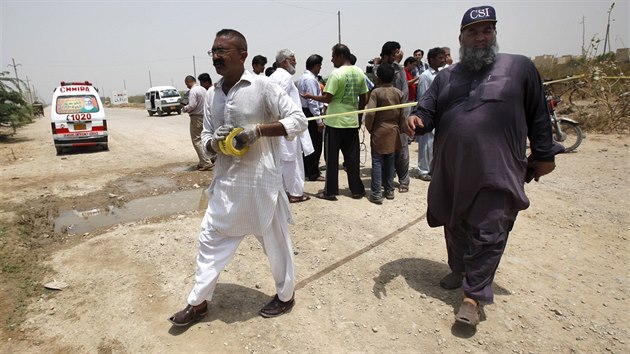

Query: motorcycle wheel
<box><xmin>556</xmin><ymin>121</ymin><xmax>583</xmax><ymax>153</ymax></box>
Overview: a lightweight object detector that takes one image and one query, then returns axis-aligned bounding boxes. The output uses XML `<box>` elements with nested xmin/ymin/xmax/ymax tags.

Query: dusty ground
<box><xmin>0</xmin><ymin>107</ymin><xmax>628</xmax><ymax>353</ymax></box>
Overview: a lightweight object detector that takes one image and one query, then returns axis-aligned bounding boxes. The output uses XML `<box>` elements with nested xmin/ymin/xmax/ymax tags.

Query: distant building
<box><xmin>615</xmin><ymin>48</ymin><xmax>629</xmax><ymax>62</ymax></box>
<box><xmin>532</xmin><ymin>55</ymin><xmax>556</xmax><ymax>69</ymax></box>
<box><xmin>532</xmin><ymin>50</ymin><xmax>628</xmax><ymax>67</ymax></box>
<box><xmin>556</xmin><ymin>55</ymin><xmax>574</xmax><ymax>65</ymax></box>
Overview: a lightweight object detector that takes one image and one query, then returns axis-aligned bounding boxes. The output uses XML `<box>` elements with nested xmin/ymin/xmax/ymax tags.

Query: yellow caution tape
<box><xmin>218</xmin><ymin>127</ymin><xmax>249</xmax><ymax>157</ymax></box>
<box><xmin>543</xmin><ymin>74</ymin><xmax>629</xmax><ymax>85</ymax></box>
<box><xmin>307</xmin><ymin>102</ymin><xmax>417</xmax><ymax>121</ymax></box>
<box><xmin>218</xmin><ymin>136</ymin><xmax>230</xmax><ymax>155</ymax></box>
<box><xmin>543</xmin><ymin>75</ymin><xmax>586</xmax><ymax>85</ymax></box>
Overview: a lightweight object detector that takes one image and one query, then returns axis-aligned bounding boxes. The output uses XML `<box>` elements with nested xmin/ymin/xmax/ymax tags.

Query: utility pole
<box><xmin>603</xmin><ymin>2</ymin><xmax>615</xmax><ymax>54</ymax></box>
<box><xmin>193</xmin><ymin>55</ymin><xmax>197</xmax><ymax>77</ymax></box>
<box><xmin>24</xmin><ymin>76</ymin><xmax>34</xmax><ymax>104</ymax></box>
<box><xmin>123</xmin><ymin>80</ymin><xmax>127</xmax><ymax>90</ymax></box>
<box><xmin>7</xmin><ymin>58</ymin><xmax>23</xmax><ymax>93</ymax></box>
<box><xmin>580</xmin><ymin>16</ymin><xmax>586</xmax><ymax>56</ymax></box>
<box><xmin>337</xmin><ymin>11</ymin><xmax>341</xmax><ymax>44</ymax></box>
<box><xmin>149</xmin><ymin>70</ymin><xmax>153</xmax><ymax>87</ymax></box>
<box><xmin>616</xmin><ymin>35</ymin><xmax>626</xmax><ymax>50</ymax></box>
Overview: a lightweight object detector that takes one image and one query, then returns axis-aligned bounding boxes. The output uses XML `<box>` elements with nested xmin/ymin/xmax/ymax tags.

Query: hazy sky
<box><xmin>1</xmin><ymin>0</ymin><xmax>628</xmax><ymax>100</ymax></box>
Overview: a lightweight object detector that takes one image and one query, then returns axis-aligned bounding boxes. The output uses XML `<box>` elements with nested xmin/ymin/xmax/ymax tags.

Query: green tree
<box><xmin>0</xmin><ymin>71</ymin><xmax>33</xmax><ymax>137</ymax></box>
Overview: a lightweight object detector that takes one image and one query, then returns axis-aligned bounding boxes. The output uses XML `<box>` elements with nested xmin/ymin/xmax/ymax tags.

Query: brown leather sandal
<box><xmin>168</xmin><ymin>301</ymin><xmax>208</xmax><ymax>327</ymax></box>
<box><xmin>289</xmin><ymin>195</ymin><xmax>311</xmax><ymax>203</ymax></box>
<box><xmin>455</xmin><ymin>300</ymin><xmax>480</xmax><ymax>326</ymax></box>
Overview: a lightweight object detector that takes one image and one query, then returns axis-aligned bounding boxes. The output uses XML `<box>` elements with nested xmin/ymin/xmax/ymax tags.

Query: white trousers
<box><xmin>187</xmin><ymin>202</ymin><xmax>296</xmax><ymax>305</ymax></box>
<box><xmin>282</xmin><ymin>158</ymin><xmax>305</xmax><ymax>197</ymax></box>
<box><xmin>417</xmin><ymin>130</ymin><xmax>434</xmax><ymax>175</ymax></box>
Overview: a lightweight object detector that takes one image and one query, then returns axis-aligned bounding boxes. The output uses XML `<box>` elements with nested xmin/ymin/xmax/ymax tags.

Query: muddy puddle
<box><xmin>54</xmin><ymin>188</ymin><xmax>208</xmax><ymax>235</ymax></box>
<box><xmin>120</xmin><ymin>176</ymin><xmax>176</xmax><ymax>194</ymax></box>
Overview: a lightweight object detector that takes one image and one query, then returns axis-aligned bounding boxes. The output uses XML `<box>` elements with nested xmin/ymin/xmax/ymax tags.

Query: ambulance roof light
<box><xmin>60</xmin><ymin>81</ymin><xmax>92</xmax><ymax>86</ymax></box>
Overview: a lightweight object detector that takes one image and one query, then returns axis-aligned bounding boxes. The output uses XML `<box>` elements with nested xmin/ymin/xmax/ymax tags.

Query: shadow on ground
<box><xmin>372</xmin><ymin>257</ymin><xmax>511</xmax><ymax>338</ymax></box>
<box><xmin>0</xmin><ymin>135</ymin><xmax>34</xmax><ymax>144</ymax></box>
<box><xmin>56</xmin><ymin>145</ymin><xmax>108</xmax><ymax>156</ymax></box>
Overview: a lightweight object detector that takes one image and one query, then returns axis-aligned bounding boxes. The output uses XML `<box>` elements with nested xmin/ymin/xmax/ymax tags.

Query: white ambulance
<box><xmin>50</xmin><ymin>81</ymin><xmax>108</xmax><ymax>155</ymax></box>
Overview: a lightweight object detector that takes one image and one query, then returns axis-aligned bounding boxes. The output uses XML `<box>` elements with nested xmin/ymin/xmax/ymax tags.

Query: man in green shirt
<box><xmin>303</xmin><ymin>44</ymin><xmax>368</xmax><ymax>200</ymax></box>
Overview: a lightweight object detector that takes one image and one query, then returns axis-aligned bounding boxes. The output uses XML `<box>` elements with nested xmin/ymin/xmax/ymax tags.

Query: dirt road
<box><xmin>1</xmin><ymin>107</ymin><xmax>628</xmax><ymax>353</ymax></box>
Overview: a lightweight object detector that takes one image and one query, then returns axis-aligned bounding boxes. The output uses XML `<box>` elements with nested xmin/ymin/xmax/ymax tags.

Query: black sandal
<box><xmin>315</xmin><ymin>191</ymin><xmax>337</xmax><ymax>201</ymax></box>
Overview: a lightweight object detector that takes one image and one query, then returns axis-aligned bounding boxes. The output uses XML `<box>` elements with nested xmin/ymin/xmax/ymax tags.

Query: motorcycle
<box><xmin>546</xmin><ymin>88</ymin><xmax>584</xmax><ymax>153</ymax></box>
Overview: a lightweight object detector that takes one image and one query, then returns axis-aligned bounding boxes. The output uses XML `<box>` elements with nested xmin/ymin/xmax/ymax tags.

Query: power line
<box><xmin>268</xmin><ymin>0</ymin><xmax>337</xmax><ymax>15</ymax></box>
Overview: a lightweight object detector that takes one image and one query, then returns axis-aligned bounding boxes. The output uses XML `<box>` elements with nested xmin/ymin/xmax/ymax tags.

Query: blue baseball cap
<box><xmin>461</xmin><ymin>6</ymin><xmax>497</xmax><ymax>31</ymax></box>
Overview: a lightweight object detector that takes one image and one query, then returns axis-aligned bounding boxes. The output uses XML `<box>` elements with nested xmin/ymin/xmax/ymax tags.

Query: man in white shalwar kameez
<box><xmin>270</xmin><ymin>49</ymin><xmax>314</xmax><ymax>203</ymax></box>
<box><xmin>169</xmin><ymin>29</ymin><xmax>307</xmax><ymax>327</ymax></box>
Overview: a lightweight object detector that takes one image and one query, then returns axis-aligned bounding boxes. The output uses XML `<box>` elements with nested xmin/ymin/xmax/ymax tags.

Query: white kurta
<box><xmin>269</xmin><ymin>68</ymin><xmax>314</xmax><ymax>161</ymax></box>
<box><xmin>200</xmin><ymin>70</ymin><xmax>308</xmax><ymax>236</ymax></box>
<box><xmin>203</xmin><ymin>85</ymin><xmax>215</xmax><ymax>122</ymax></box>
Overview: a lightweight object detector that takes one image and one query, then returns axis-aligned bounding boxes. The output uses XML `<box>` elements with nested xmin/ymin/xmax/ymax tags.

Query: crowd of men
<box><xmin>169</xmin><ymin>5</ymin><xmax>562</xmax><ymax>331</ymax></box>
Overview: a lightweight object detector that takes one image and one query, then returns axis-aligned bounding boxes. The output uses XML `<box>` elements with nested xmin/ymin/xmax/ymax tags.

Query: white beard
<box><xmin>459</xmin><ymin>39</ymin><xmax>499</xmax><ymax>72</ymax></box>
<box><xmin>286</xmin><ymin>63</ymin><xmax>296</xmax><ymax>75</ymax></box>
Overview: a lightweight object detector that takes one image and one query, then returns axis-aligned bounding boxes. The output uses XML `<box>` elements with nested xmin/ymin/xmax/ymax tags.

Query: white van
<box><xmin>50</xmin><ymin>81</ymin><xmax>108</xmax><ymax>155</ymax></box>
<box><xmin>144</xmin><ymin>86</ymin><xmax>182</xmax><ymax>116</ymax></box>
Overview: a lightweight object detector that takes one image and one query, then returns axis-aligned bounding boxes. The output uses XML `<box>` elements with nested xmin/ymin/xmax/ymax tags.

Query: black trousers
<box><xmin>323</xmin><ymin>126</ymin><xmax>365</xmax><ymax>196</ymax></box>
<box><xmin>443</xmin><ymin>189</ymin><xmax>517</xmax><ymax>303</ymax></box>
<box><xmin>302</xmin><ymin>108</ymin><xmax>323</xmax><ymax>180</ymax></box>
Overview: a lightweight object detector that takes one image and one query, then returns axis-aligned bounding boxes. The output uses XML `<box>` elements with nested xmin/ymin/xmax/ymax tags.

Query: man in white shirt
<box><xmin>442</xmin><ymin>46</ymin><xmax>453</xmax><ymax>68</ymax></box>
<box><xmin>297</xmin><ymin>54</ymin><xmax>326</xmax><ymax>182</ymax></box>
<box><xmin>168</xmin><ymin>29</ymin><xmax>307</xmax><ymax>326</ymax></box>
<box><xmin>182</xmin><ymin>75</ymin><xmax>213</xmax><ymax>170</ymax></box>
<box><xmin>270</xmin><ymin>49</ymin><xmax>314</xmax><ymax>203</ymax></box>
<box><xmin>416</xmin><ymin>47</ymin><xmax>446</xmax><ymax>181</ymax></box>
<box><xmin>199</xmin><ymin>73</ymin><xmax>216</xmax><ymax>164</ymax></box>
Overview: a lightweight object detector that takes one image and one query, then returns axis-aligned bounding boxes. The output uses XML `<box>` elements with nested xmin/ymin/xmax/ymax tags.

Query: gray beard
<box><xmin>286</xmin><ymin>63</ymin><xmax>296</xmax><ymax>75</ymax></box>
<box><xmin>459</xmin><ymin>39</ymin><xmax>499</xmax><ymax>72</ymax></box>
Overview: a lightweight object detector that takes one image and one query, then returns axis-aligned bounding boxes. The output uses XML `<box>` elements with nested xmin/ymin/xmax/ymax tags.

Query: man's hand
<box><xmin>234</xmin><ymin>124</ymin><xmax>261</xmax><ymax>149</ymax></box>
<box><xmin>531</xmin><ymin>161</ymin><xmax>556</xmax><ymax>181</ymax></box>
<box><xmin>405</xmin><ymin>115</ymin><xmax>424</xmax><ymax>138</ymax></box>
<box><xmin>209</xmin><ymin>124</ymin><xmax>234</xmax><ymax>153</ymax></box>
<box><xmin>300</xmin><ymin>92</ymin><xmax>313</xmax><ymax>100</ymax></box>
<box><xmin>526</xmin><ymin>154</ymin><xmax>556</xmax><ymax>182</ymax></box>
<box><xmin>317</xmin><ymin>123</ymin><xmax>325</xmax><ymax>133</ymax></box>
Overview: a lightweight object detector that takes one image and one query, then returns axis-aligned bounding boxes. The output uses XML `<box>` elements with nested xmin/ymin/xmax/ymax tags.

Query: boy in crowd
<box><xmin>364</xmin><ymin>64</ymin><xmax>406</xmax><ymax>204</ymax></box>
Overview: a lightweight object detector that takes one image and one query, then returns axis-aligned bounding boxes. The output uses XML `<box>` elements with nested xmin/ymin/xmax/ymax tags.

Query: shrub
<box><xmin>0</xmin><ymin>72</ymin><xmax>33</xmax><ymax>137</ymax></box>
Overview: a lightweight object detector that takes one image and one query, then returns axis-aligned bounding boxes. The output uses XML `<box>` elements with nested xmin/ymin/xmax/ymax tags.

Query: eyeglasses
<box><xmin>207</xmin><ymin>48</ymin><xmax>241</xmax><ymax>57</ymax></box>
